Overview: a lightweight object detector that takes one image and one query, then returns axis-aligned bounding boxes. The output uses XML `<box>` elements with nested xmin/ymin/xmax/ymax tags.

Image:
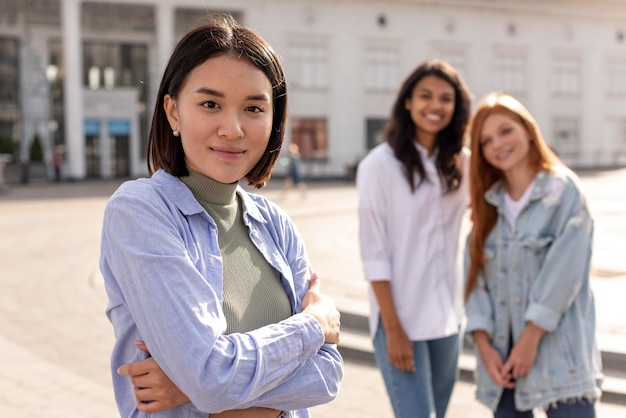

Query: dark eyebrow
<box><xmin>416</xmin><ymin>87</ymin><xmax>454</xmax><ymax>97</ymax></box>
<box><xmin>194</xmin><ymin>87</ymin><xmax>224</xmax><ymax>97</ymax></box>
<box><xmin>194</xmin><ymin>87</ymin><xmax>270</xmax><ymax>101</ymax></box>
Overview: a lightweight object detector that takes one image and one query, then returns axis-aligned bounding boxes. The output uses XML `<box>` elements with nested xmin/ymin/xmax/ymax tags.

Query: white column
<box><xmin>61</xmin><ymin>0</ymin><xmax>85</xmax><ymax>179</ymax></box>
<box><xmin>156</xmin><ymin>2</ymin><xmax>175</xmax><ymax>75</ymax></box>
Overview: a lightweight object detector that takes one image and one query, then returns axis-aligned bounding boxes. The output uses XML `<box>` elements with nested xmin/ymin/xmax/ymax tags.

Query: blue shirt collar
<box><xmin>151</xmin><ymin>169</ymin><xmax>267</xmax><ymax>224</ymax></box>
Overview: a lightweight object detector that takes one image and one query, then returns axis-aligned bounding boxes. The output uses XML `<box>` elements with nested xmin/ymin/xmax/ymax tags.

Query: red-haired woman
<box><xmin>465</xmin><ymin>92</ymin><xmax>602</xmax><ymax>417</ymax></box>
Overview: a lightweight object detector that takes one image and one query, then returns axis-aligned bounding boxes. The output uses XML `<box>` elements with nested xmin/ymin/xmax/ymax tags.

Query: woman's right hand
<box><xmin>301</xmin><ymin>273</ymin><xmax>341</xmax><ymax>344</ymax></box>
<box><xmin>119</xmin><ymin>341</ymin><xmax>282</xmax><ymax>417</ymax></box>
<box><xmin>385</xmin><ymin>326</ymin><xmax>415</xmax><ymax>372</ymax></box>
<box><xmin>473</xmin><ymin>331</ymin><xmax>515</xmax><ymax>389</ymax></box>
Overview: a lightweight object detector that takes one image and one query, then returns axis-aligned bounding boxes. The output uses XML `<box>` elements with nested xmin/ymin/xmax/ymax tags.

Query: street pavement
<box><xmin>1</xmin><ymin>168</ymin><xmax>625</xmax><ymax>417</ymax></box>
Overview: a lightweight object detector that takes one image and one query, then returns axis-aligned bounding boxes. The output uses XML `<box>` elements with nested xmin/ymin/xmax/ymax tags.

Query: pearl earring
<box><xmin>173</xmin><ymin>130</ymin><xmax>180</xmax><ymax>137</ymax></box>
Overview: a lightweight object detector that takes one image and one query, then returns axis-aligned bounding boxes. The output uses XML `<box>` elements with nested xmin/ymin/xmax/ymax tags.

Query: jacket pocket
<box><xmin>520</xmin><ymin>236</ymin><xmax>553</xmax><ymax>283</ymax></box>
<box><xmin>529</xmin><ymin>325</ymin><xmax>576</xmax><ymax>392</ymax></box>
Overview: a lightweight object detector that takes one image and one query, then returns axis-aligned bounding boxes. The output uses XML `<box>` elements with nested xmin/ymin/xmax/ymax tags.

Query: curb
<box><xmin>338</xmin><ymin>311</ymin><xmax>626</xmax><ymax>406</ymax></box>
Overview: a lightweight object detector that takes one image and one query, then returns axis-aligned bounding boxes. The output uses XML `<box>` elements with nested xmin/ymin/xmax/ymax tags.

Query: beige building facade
<box><xmin>0</xmin><ymin>0</ymin><xmax>625</xmax><ymax>181</ymax></box>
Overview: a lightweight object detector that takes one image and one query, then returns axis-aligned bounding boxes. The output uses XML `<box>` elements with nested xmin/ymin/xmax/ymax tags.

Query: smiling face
<box><xmin>479</xmin><ymin>111</ymin><xmax>533</xmax><ymax>176</ymax></box>
<box><xmin>164</xmin><ymin>54</ymin><xmax>273</xmax><ymax>184</ymax></box>
<box><xmin>404</xmin><ymin>75</ymin><xmax>455</xmax><ymax>149</ymax></box>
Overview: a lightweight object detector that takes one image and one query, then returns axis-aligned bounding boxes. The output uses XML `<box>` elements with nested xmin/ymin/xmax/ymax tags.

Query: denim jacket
<box><xmin>465</xmin><ymin>168</ymin><xmax>602</xmax><ymax>411</ymax></box>
<box><xmin>100</xmin><ymin>170</ymin><xmax>343</xmax><ymax>417</ymax></box>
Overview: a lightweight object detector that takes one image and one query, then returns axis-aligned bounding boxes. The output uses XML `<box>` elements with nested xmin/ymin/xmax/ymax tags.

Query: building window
<box><xmin>551</xmin><ymin>55</ymin><xmax>581</xmax><ymax>96</ymax></box>
<box><xmin>82</xmin><ymin>2</ymin><xmax>154</xmax><ymax>32</ymax></box>
<box><xmin>287</xmin><ymin>42</ymin><xmax>328</xmax><ymax>89</ymax></box>
<box><xmin>0</xmin><ymin>37</ymin><xmax>19</xmax><ymax>107</ymax></box>
<box><xmin>493</xmin><ymin>52</ymin><xmax>526</xmax><ymax>95</ymax></box>
<box><xmin>366</xmin><ymin>118</ymin><xmax>386</xmax><ymax>150</ymax></box>
<box><xmin>0</xmin><ymin>37</ymin><xmax>19</xmax><ymax>154</ymax></box>
<box><xmin>82</xmin><ymin>42</ymin><xmax>149</xmax><ymax>155</ymax></box>
<box><xmin>607</xmin><ymin>58</ymin><xmax>626</xmax><ymax>97</ymax></box>
<box><xmin>430</xmin><ymin>43</ymin><xmax>468</xmax><ymax>78</ymax></box>
<box><xmin>103</xmin><ymin>66</ymin><xmax>115</xmax><ymax>89</ymax></box>
<box><xmin>82</xmin><ymin>43</ymin><xmax>147</xmax><ymax>92</ymax></box>
<box><xmin>552</xmin><ymin>117</ymin><xmax>580</xmax><ymax>161</ymax></box>
<box><xmin>290</xmin><ymin>117</ymin><xmax>327</xmax><ymax>160</ymax></box>
<box><xmin>88</xmin><ymin>66</ymin><xmax>100</xmax><ymax>90</ymax></box>
<box><xmin>48</xmin><ymin>39</ymin><xmax>65</xmax><ymax>150</ymax></box>
<box><xmin>363</xmin><ymin>47</ymin><xmax>399</xmax><ymax>91</ymax></box>
<box><xmin>108</xmin><ymin>120</ymin><xmax>130</xmax><ymax>178</ymax></box>
<box><xmin>84</xmin><ymin>119</ymin><xmax>101</xmax><ymax>178</ymax></box>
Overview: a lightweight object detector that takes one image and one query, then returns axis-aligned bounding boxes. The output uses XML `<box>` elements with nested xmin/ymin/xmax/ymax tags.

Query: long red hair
<box><xmin>465</xmin><ymin>92</ymin><xmax>564</xmax><ymax>301</ymax></box>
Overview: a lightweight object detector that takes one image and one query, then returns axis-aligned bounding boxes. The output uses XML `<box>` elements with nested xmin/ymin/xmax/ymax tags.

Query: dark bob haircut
<box><xmin>146</xmin><ymin>13</ymin><xmax>287</xmax><ymax>188</ymax></box>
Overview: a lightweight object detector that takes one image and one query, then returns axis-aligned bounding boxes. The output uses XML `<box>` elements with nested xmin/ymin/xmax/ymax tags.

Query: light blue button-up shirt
<box><xmin>100</xmin><ymin>170</ymin><xmax>343</xmax><ymax>417</ymax></box>
<box><xmin>465</xmin><ymin>168</ymin><xmax>602</xmax><ymax>411</ymax></box>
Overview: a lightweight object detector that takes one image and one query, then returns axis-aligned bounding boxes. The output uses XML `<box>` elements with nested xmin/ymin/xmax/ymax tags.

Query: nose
<box><xmin>427</xmin><ymin>98</ymin><xmax>445</xmax><ymax>112</ymax></box>
<box><xmin>217</xmin><ymin>110</ymin><xmax>244</xmax><ymax>140</ymax></box>
<box><xmin>490</xmin><ymin>135</ymin><xmax>504</xmax><ymax>149</ymax></box>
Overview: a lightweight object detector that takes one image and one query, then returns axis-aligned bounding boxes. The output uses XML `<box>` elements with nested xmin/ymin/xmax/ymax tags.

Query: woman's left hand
<box><xmin>501</xmin><ymin>322</ymin><xmax>545</xmax><ymax>380</ymax></box>
<box><xmin>117</xmin><ymin>341</ymin><xmax>190</xmax><ymax>413</ymax></box>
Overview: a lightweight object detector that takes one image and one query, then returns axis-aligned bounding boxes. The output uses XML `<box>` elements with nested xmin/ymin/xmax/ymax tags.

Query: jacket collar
<box><xmin>484</xmin><ymin>170</ymin><xmax>552</xmax><ymax>208</ymax></box>
<box><xmin>151</xmin><ymin>170</ymin><xmax>267</xmax><ymax>224</ymax></box>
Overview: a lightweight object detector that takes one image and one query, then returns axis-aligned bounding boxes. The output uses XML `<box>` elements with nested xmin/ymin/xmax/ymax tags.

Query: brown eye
<box><xmin>246</xmin><ymin>105</ymin><xmax>264</xmax><ymax>113</ymax></box>
<box><xmin>202</xmin><ymin>100</ymin><xmax>219</xmax><ymax>109</ymax></box>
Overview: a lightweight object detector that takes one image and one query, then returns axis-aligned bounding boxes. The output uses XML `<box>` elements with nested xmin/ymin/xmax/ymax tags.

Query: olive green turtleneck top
<box><xmin>181</xmin><ymin>169</ymin><xmax>292</xmax><ymax>335</ymax></box>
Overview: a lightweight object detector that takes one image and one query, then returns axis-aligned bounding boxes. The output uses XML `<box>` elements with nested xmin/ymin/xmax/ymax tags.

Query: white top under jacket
<box><xmin>356</xmin><ymin>142</ymin><xmax>471</xmax><ymax>341</ymax></box>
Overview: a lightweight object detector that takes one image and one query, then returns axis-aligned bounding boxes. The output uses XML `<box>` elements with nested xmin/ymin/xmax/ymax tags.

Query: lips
<box><xmin>494</xmin><ymin>149</ymin><xmax>514</xmax><ymax>161</ymax></box>
<box><xmin>211</xmin><ymin>146</ymin><xmax>245</xmax><ymax>161</ymax></box>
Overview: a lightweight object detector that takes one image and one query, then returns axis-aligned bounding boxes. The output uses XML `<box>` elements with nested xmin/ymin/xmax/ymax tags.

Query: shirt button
<box><xmin>511</xmin><ymin>264</ymin><xmax>517</xmax><ymax>271</ymax></box>
<box><xmin>515</xmin><ymin>297</ymin><xmax>521</xmax><ymax>304</ymax></box>
<box><xmin>500</xmin><ymin>300</ymin><xmax>506</xmax><ymax>306</ymax></box>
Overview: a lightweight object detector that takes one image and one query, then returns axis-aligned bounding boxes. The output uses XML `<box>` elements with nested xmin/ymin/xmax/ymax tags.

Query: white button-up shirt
<box><xmin>357</xmin><ymin>142</ymin><xmax>470</xmax><ymax>340</ymax></box>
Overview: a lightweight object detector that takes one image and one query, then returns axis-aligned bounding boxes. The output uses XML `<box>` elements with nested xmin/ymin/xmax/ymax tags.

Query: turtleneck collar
<box><xmin>180</xmin><ymin>168</ymin><xmax>238</xmax><ymax>206</ymax></box>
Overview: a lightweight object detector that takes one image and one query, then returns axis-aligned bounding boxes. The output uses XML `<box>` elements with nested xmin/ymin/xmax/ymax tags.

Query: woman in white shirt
<box><xmin>356</xmin><ymin>59</ymin><xmax>472</xmax><ymax>418</ymax></box>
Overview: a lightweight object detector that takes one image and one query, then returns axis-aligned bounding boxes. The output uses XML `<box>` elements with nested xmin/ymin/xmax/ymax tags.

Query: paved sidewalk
<box><xmin>1</xmin><ymin>168</ymin><xmax>625</xmax><ymax>417</ymax></box>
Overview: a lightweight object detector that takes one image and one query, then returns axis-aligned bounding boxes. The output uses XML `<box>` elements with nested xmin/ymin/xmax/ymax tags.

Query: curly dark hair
<box><xmin>384</xmin><ymin>59</ymin><xmax>472</xmax><ymax>193</ymax></box>
<box><xmin>146</xmin><ymin>13</ymin><xmax>287</xmax><ymax>188</ymax></box>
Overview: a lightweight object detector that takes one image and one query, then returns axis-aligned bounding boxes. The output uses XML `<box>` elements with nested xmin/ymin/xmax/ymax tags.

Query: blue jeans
<box><xmin>373</xmin><ymin>320</ymin><xmax>459</xmax><ymax>418</ymax></box>
<box><xmin>495</xmin><ymin>388</ymin><xmax>596</xmax><ymax>418</ymax></box>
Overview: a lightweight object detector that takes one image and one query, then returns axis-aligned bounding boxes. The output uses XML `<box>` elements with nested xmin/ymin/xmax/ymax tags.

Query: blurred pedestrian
<box><xmin>100</xmin><ymin>13</ymin><xmax>342</xmax><ymax>418</ymax></box>
<box><xmin>465</xmin><ymin>92</ymin><xmax>602</xmax><ymax>417</ymax></box>
<box><xmin>53</xmin><ymin>145</ymin><xmax>63</xmax><ymax>182</ymax></box>
<box><xmin>281</xmin><ymin>143</ymin><xmax>306</xmax><ymax>200</ymax></box>
<box><xmin>356</xmin><ymin>59</ymin><xmax>473</xmax><ymax>418</ymax></box>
